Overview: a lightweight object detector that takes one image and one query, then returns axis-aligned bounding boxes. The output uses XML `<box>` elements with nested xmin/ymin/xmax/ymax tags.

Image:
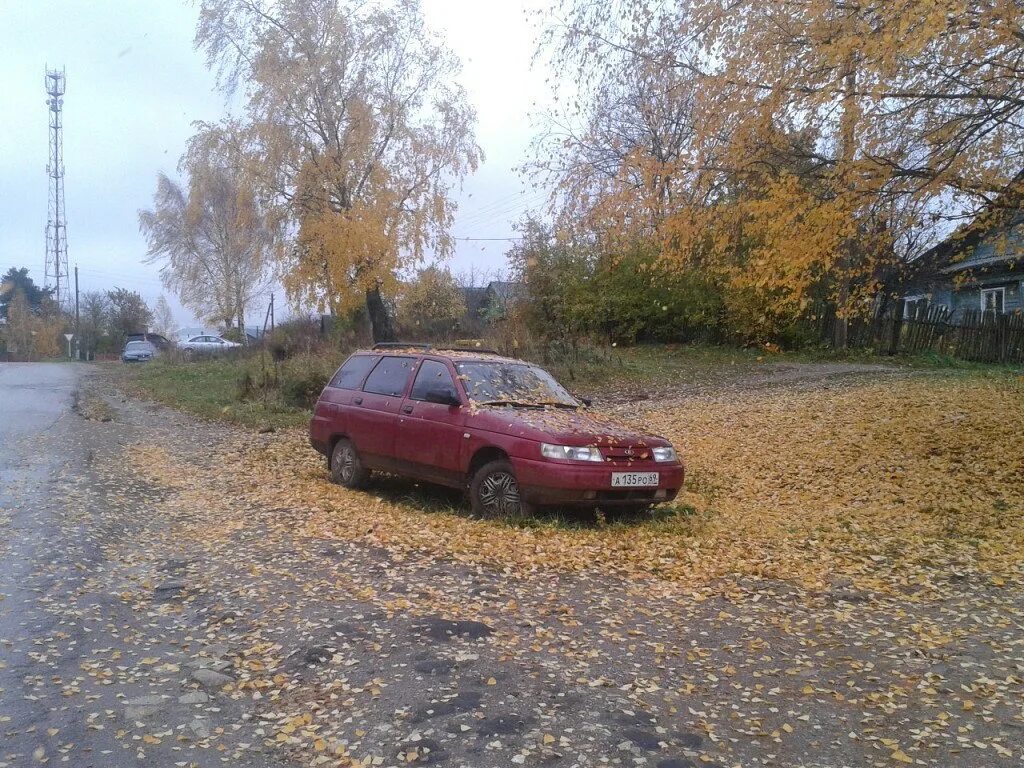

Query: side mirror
<box><xmin>424</xmin><ymin>388</ymin><xmax>460</xmax><ymax>407</ymax></box>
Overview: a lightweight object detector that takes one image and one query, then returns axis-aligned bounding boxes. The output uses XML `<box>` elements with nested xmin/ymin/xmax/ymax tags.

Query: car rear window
<box><xmin>329</xmin><ymin>355</ymin><xmax>377</xmax><ymax>390</ymax></box>
<box><xmin>362</xmin><ymin>356</ymin><xmax>415</xmax><ymax>397</ymax></box>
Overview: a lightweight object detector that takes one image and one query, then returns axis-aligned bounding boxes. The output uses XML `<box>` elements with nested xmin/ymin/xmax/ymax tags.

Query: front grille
<box><xmin>602</xmin><ymin>445</ymin><xmax>652</xmax><ymax>462</ymax></box>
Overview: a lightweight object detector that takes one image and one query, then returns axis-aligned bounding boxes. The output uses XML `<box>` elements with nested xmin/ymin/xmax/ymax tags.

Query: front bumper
<box><xmin>513</xmin><ymin>456</ymin><xmax>684</xmax><ymax>506</ymax></box>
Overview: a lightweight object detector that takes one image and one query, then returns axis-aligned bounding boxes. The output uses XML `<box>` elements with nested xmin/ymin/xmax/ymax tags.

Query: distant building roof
<box><xmin>460</xmin><ymin>286</ymin><xmax>488</xmax><ymax>314</ymax></box>
<box><xmin>485</xmin><ymin>280</ymin><xmax>524</xmax><ymax>302</ymax></box>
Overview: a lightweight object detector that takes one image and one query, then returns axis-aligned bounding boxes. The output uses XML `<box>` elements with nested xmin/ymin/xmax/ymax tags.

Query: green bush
<box><xmin>278</xmin><ymin>354</ymin><xmax>341</xmax><ymax>408</ymax></box>
<box><xmin>509</xmin><ymin>224</ymin><xmax>725</xmax><ymax>346</ymax></box>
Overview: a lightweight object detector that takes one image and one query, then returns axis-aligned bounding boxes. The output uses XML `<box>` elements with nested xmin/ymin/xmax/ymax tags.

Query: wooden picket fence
<box><xmin>816</xmin><ymin>304</ymin><xmax>1024</xmax><ymax>364</ymax></box>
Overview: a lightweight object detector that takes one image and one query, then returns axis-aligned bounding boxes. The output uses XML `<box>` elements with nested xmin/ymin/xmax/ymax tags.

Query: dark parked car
<box><xmin>121</xmin><ymin>340</ymin><xmax>158</xmax><ymax>363</ymax></box>
<box><xmin>126</xmin><ymin>332</ymin><xmax>171</xmax><ymax>351</ymax></box>
<box><xmin>310</xmin><ymin>346</ymin><xmax>684</xmax><ymax>517</ymax></box>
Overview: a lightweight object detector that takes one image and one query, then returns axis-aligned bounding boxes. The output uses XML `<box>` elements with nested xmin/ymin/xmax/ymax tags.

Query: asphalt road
<box><xmin>0</xmin><ymin>364</ymin><xmax>279</xmax><ymax>768</ymax></box>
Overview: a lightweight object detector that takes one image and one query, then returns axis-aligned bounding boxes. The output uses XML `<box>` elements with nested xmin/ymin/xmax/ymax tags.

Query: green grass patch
<box><xmin>545</xmin><ymin>342</ymin><xmax>772</xmax><ymax>392</ymax></box>
<box><xmin>116</xmin><ymin>342</ymin><xmax>1020</xmax><ymax>431</ymax></box>
<box><xmin>119</xmin><ymin>356</ymin><xmax>317</xmax><ymax>429</ymax></box>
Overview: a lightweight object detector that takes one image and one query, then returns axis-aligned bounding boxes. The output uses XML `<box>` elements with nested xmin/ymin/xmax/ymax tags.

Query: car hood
<box><xmin>465</xmin><ymin>405</ymin><xmax>671</xmax><ymax>449</ymax></box>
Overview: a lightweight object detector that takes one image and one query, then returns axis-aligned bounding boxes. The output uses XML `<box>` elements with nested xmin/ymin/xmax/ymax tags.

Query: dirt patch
<box><xmin>73</xmin><ymin>390</ymin><xmax>115</xmax><ymax>422</ymax></box>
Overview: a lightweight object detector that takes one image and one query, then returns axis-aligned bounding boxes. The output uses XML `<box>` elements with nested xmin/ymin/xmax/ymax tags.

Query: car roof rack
<box><xmin>370</xmin><ymin>342</ymin><xmax>505</xmax><ymax>356</ymax></box>
<box><xmin>371</xmin><ymin>342</ymin><xmax>431</xmax><ymax>351</ymax></box>
<box><xmin>436</xmin><ymin>345</ymin><xmax>503</xmax><ymax>355</ymax></box>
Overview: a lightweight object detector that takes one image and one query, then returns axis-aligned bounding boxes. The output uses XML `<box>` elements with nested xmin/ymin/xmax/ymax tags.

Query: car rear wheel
<box><xmin>470</xmin><ymin>460</ymin><xmax>533</xmax><ymax>519</ymax></box>
<box><xmin>331</xmin><ymin>438</ymin><xmax>370</xmax><ymax>489</ymax></box>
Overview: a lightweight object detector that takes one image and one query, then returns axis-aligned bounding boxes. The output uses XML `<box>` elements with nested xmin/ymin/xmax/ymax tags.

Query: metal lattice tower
<box><xmin>45</xmin><ymin>67</ymin><xmax>69</xmax><ymax>308</ymax></box>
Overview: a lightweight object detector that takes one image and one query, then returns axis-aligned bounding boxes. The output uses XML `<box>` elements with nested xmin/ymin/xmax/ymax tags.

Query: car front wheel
<box><xmin>331</xmin><ymin>438</ymin><xmax>370</xmax><ymax>489</ymax></box>
<box><xmin>470</xmin><ymin>460</ymin><xmax>533</xmax><ymax>519</ymax></box>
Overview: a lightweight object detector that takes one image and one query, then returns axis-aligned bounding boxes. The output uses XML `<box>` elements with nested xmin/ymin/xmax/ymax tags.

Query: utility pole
<box><xmin>74</xmin><ymin>265</ymin><xmax>80</xmax><ymax>360</ymax></box>
<box><xmin>262</xmin><ymin>294</ymin><xmax>275</xmax><ymax>338</ymax></box>
<box><xmin>44</xmin><ymin>68</ymin><xmax>69</xmax><ymax>308</ymax></box>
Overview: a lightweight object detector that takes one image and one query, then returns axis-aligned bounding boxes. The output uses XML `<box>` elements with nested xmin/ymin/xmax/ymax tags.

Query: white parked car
<box><xmin>179</xmin><ymin>334</ymin><xmax>242</xmax><ymax>354</ymax></box>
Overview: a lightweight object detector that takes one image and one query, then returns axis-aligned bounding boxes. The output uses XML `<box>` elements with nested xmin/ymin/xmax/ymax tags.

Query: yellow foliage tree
<box><xmin>540</xmin><ymin>0</ymin><xmax>1024</xmax><ymax>343</ymax></box>
<box><xmin>395</xmin><ymin>266</ymin><xmax>467</xmax><ymax>340</ymax></box>
<box><xmin>195</xmin><ymin>0</ymin><xmax>481</xmax><ymax>341</ymax></box>
<box><xmin>1</xmin><ymin>290</ymin><xmax>63</xmax><ymax>360</ymax></box>
<box><xmin>140</xmin><ymin>125</ymin><xmax>273</xmax><ymax>334</ymax></box>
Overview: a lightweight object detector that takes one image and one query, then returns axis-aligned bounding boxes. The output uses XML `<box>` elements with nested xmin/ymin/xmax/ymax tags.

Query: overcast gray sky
<box><xmin>0</xmin><ymin>1</ymin><xmax>551</xmax><ymax>329</ymax></box>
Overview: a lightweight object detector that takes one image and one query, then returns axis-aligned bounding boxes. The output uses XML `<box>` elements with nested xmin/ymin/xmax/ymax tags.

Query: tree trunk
<box><xmin>365</xmin><ymin>285</ymin><xmax>396</xmax><ymax>343</ymax></box>
<box><xmin>238</xmin><ymin>308</ymin><xmax>247</xmax><ymax>346</ymax></box>
<box><xmin>834</xmin><ymin>55</ymin><xmax>859</xmax><ymax>351</ymax></box>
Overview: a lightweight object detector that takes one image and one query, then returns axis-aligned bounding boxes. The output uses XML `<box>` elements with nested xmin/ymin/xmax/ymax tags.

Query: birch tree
<box><xmin>151</xmin><ymin>295</ymin><xmax>177</xmax><ymax>338</ymax></box>
<box><xmin>139</xmin><ymin>126</ymin><xmax>273</xmax><ymax>335</ymax></box>
<box><xmin>194</xmin><ymin>0</ymin><xmax>481</xmax><ymax>342</ymax></box>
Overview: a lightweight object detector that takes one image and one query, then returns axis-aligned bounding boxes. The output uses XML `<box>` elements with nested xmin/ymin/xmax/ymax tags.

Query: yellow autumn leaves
<box><xmin>128</xmin><ymin>371</ymin><xmax>1024</xmax><ymax>592</ymax></box>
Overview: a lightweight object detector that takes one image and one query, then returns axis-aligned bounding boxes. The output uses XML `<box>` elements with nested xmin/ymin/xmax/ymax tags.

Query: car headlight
<box><xmin>541</xmin><ymin>443</ymin><xmax>604</xmax><ymax>462</ymax></box>
<box><xmin>652</xmin><ymin>446</ymin><xmax>677</xmax><ymax>462</ymax></box>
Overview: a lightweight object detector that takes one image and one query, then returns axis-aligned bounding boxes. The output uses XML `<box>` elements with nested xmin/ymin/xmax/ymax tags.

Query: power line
<box><xmin>455</xmin><ymin>189</ymin><xmax>549</xmax><ymax>231</ymax></box>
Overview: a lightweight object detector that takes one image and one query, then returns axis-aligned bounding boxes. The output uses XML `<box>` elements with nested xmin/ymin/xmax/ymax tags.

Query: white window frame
<box><xmin>980</xmin><ymin>287</ymin><xmax>1005</xmax><ymax>313</ymax></box>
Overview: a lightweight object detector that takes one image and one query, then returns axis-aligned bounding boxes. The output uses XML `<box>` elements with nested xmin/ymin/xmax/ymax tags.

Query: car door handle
<box><xmin>402</xmin><ymin>404</ymin><xmax>413</xmax><ymax>414</ymax></box>
<box><xmin>353</xmin><ymin>397</ymin><xmax>363</xmax><ymax>405</ymax></box>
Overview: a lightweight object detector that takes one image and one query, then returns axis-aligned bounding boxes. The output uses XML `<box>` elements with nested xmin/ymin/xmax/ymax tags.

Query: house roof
<box><xmin>913</xmin><ymin>174</ymin><xmax>1024</xmax><ymax>277</ymax></box>
<box><xmin>485</xmin><ymin>280</ymin><xmax>524</xmax><ymax>301</ymax></box>
<box><xmin>460</xmin><ymin>286</ymin><xmax>488</xmax><ymax>314</ymax></box>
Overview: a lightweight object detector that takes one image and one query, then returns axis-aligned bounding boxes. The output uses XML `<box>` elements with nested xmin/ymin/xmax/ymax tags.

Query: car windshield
<box><xmin>456</xmin><ymin>361</ymin><xmax>579</xmax><ymax>408</ymax></box>
<box><xmin>125</xmin><ymin>341</ymin><xmax>152</xmax><ymax>351</ymax></box>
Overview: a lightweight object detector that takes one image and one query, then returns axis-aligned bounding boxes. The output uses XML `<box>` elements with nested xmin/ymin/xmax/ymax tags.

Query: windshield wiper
<box><xmin>534</xmin><ymin>401</ymin><xmax>579</xmax><ymax>409</ymax></box>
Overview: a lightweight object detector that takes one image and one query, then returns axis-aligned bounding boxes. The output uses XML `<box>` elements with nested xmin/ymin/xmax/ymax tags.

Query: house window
<box><xmin>903</xmin><ymin>294</ymin><xmax>927</xmax><ymax>319</ymax></box>
<box><xmin>980</xmin><ymin>287</ymin><xmax>1005</xmax><ymax>314</ymax></box>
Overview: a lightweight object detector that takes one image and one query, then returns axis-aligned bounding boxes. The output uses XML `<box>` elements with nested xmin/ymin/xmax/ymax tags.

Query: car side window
<box><xmin>362</xmin><ymin>356</ymin><xmax>415</xmax><ymax>397</ymax></box>
<box><xmin>409</xmin><ymin>359</ymin><xmax>459</xmax><ymax>402</ymax></box>
<box><xmin>329</xmin><ymin>355</ymin><xmax>377</xmax><ymax>390</ymax></box>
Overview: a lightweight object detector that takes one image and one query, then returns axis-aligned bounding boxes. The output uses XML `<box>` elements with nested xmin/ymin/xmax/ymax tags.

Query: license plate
<box><xmin>611</xmin><ymin>472</ymin><xmax>659</xmax><ymax>488</ymax></box>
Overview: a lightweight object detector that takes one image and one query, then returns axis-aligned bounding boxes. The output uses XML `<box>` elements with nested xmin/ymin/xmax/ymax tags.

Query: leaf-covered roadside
<box><xmin>97</xmin><ymin>368</ymin><xmax>1024</xmax><ymax>767</ymax></box>
<box><xmin>128</xmin><ymin>371</ymin><xmax>1024</xmax><ymax>591</ymax></box>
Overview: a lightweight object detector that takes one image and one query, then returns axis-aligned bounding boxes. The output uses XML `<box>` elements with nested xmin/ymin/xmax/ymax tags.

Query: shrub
<box><xmin>278</xmin><ymin>353</ymin><xmax>341</xmax><ymax>408</ymax></box>
<box><xmin>265</xmin><ymin>317</ymin><xmax>322</xmax><ymax>361</ymax></box>
<box><xmin>395</xmin><ymin>266</ymin><xmax>466</xmax><ymax>340</ymax></box>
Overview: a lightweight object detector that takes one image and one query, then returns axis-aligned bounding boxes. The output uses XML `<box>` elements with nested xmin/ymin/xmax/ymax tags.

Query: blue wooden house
<box><xmin>904</xmin><ymin>211</ymin><xmax>1022</xmax><ymax>320</ymax></box>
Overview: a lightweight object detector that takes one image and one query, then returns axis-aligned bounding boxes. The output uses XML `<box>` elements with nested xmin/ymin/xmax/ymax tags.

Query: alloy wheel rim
<box><xmin>479</xmin><ymin>471</ymin><xmax>521</xmax><ymax>516</ymax></box>
<box><xmin>339</xmin><ymin>448</ymin><xmax>355</xmax><ymax>482</ymax></box>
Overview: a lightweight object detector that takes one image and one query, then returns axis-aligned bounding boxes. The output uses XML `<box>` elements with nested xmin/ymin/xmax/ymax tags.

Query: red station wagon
<box><xmin>310</xmin><ymin>345</ymin><xmax>684</xmax><ymax>517</ymax></box>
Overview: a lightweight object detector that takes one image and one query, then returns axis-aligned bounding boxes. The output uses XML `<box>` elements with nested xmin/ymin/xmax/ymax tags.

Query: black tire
<box><xmin>331</xmin><ymin>438</ymin><xmax>370</xmax><ymax>489</ymax></box>
<box><xmin>469</xmin><ymin>460</ymin><xmax>533</xmax><ymax>519</ymax></box>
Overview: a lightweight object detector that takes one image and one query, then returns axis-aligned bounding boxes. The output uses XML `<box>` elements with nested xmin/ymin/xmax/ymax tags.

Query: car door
<box><xmin>314</xmin><ymin>354</ymin><xmax>377</xmax><ymax>441</ymax></box>
<box><xmin>395</xmin><ymin>358</ymin><xmax>467</xmax><ymax>485</ymax></box>
<box><xmin>346</xmin><ymin>355</ymin><xmax>416</xmax><ymax>468</ymax></box>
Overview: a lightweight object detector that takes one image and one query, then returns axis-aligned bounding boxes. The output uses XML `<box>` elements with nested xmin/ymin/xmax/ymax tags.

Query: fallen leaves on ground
<box><xmin>128</xmin><ymin>372</ymin><xmax>1024</xmax><ymax>592</ymax></box>
<box><xmin>42</xmin><ymin>367</ymin><xmax>1021</xmax><ymax>768</ymax></box>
